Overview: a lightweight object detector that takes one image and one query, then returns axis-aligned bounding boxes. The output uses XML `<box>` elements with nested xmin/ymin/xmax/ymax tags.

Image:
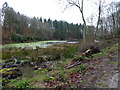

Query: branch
<box><xmin>67</xmin><ymin>0</ymin><xmax>80</xmax><ymax>8</ymax></box>
<box><xmin>65</xmin><ymin>61</ymin><xmax>82</xmax><ymax>69</ymax></box>
<box><xmin>62</xmin><ymin>3</ymin><xmax>74</xmax><ymax>12</ymax></box>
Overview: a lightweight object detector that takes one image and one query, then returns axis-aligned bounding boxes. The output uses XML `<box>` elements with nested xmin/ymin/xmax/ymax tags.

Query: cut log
<box><xmin>82</xmin><ymin>46</ymin><xmax>100</xmax><ymax>57</ymax></box>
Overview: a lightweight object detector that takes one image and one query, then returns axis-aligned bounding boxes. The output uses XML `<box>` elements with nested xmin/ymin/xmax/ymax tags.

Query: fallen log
<box><xmin>82</xmin><ymin>46</ymin><xmax>100</xmax><ymax>57</ymax></box>
<box><xmin>0</xmin><ymin>67</ymin><xmax>22</xmax><ymax>79</ymax></box>
<box><xmin>65</xmin><ymin>61</ymin><xmax>82</xmax><ymax>69</ymax></box>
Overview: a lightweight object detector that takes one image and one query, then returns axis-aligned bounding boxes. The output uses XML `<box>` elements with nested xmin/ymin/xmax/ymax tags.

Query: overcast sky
<box><xmin>0</xmin><ymin>0</ymin><xmax>119</xmax><ymax>24</ymax></box>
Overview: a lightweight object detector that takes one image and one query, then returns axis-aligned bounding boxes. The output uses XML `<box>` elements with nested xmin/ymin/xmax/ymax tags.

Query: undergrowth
<box><xmin>1</xmin><ymin>43</ymin><xmax>118</xmax><ymax>88</ymax></box>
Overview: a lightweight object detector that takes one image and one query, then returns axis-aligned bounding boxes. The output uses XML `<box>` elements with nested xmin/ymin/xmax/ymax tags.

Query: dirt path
<box><xmin>80</xmin><ymin>46</ymin><xmax>119</xmax><ymax>88</ymax></box>
<box><xmin>109</xmin><ymin>73</ymin><xmax>118</xmax><ymax>88</ymax></box>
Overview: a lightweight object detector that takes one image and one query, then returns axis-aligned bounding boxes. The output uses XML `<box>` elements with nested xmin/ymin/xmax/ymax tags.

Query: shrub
<box><xmin>11</xmin><ymin>32</ymin><xmax>27</xmax><ymax>42</ymax></box>
<box><xmin>62</xmin><ymin>46</ymin><xmax>78</xmax><ymax>58</ymax></box>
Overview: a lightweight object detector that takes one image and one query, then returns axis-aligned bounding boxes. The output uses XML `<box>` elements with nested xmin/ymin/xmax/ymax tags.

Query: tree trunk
<box><xmin>96</xmin><ymin>9</ymin><xmax>101</xmax><ymax>37</ymax></box>
<box><xmin>112</xmin><ymin>13</ymin><xmax>115</xmax><ymax>32</ymax></box>
<box><xmin>95</xmin><ymin>0</ymin><xmax>101</xmax><ymax>38</ymax></box>
<box><xmin>82</xmin><ymin>13</ymin><xmax>86</xmax><ymax>44</ymax></box>
<box><xmin>79</xmin><ymin>0</ymin><xmax>87</xmax><ymax>44</ymax></box>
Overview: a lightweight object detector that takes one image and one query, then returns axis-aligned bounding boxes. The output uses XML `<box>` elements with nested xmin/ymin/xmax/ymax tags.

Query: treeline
<box><xmin>1</xmin><ymin>1</ymin><xmax>119</xmax><ymax>44</ymax></box>
<box><xmin>1</xmin><ymin>2</ymin><xmax>83</xmax><ymax>44</ymax></box>
<box><xmin>95</xmin><ymin>1</ymin><xmax>120</xmax><ymax>37</ymax></box>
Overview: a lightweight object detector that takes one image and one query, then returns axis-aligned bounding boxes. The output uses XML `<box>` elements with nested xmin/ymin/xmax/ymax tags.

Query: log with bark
<box><xmin>82</xmin><ymin>46</ymin><xmax>100</xmax><ymax>57</ymax></box>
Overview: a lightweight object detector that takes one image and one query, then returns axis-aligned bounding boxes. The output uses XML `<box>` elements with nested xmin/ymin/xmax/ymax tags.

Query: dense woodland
<box><xmin>1</xmin><ymin>2</ymin><xmax>83</xmax><ymax>44</ymax></box>
<box><xmin>0</xmin><ymin>1</ymin><xmax>119</xmax><ymax>44</ymax></box>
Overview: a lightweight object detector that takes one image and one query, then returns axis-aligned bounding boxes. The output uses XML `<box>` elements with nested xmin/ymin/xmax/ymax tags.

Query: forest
<box><xmin>0</xmin><ymin>0</ymin><xmax>119</xmax><ymax>89</ymax></box>
<box><xmin>1</xmin><ymin>2</ymin><xmax>83</xmax><ymax>44</ymax></box>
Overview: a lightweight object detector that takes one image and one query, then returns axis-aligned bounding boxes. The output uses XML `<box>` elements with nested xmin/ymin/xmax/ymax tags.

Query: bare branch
<box><xmin>62</xmin><ymin>4</ymin><xmax>74</xmax><ymax>12</ymax></box>
<box><xmin>67</xmin><ymin>0</ymin><xmax>80</xmax><ymax>8</ymax></box>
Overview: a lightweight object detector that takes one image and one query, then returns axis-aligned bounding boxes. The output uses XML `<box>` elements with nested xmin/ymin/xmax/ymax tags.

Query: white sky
<box><xmin>0</xmin><ymin>0</ymin><xmax>119</xmax><ymax>24</ymax></box>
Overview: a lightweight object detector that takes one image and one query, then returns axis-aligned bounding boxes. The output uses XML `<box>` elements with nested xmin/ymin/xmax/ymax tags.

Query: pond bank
<box><xmin>1</xmin><ymin>40</ymin><xmax>79</xmax><ymax>49</ymax></box>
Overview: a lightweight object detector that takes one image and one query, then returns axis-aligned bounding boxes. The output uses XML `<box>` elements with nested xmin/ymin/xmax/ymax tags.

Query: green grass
<box><xmin>55</xmin><ymin>70</ymin><xmax>67</xmax><ymax>82</ymax></box>
<box><xmin>1</xmin><ymin>40</ymin><xmax>67</xmax><ymax>49</ymax></box>
<box><xmin>92</xmin><ymin>44</ymin><xmax>117</xmax><ymax>57</ymax></box>
<box><xmin>102</xmin><ymin>77</ymin><xmax>108</xmax><ymax>81</ymax></box>
<box><xmin>73</xmin><ymin>64</ymin><xmax>86</xmax><ymax>73</ymax></box>
<box><xmin>97</xmin><ymin>82</ymin><xmax>102</xmax><ymax>85</ymax></box>
<box><xmin>79</xmin><ymin>64</ymin><xmax>86</xmax><ymax>70</ymax></box>
<box><xmin>8</xmin><ymin>79</ymin><xmax>34</xmax><ymax>88</ymax></box>
<box><xmin>103</xmin><ymin>83</ymin><xmax>108</xmax><ymax>87</ymax></box>
<box><xmin>109</xmin><ymin>62</ymin><xmax>117</xmax><ymax>65</ymax></box>
<box><xmin>23</xmin><ymin>60</ymin><xmax>70</xmax><ymax>87</ymax></box>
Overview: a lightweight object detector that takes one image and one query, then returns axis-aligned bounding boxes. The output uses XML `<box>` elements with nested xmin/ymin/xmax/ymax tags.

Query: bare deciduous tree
<box><xmin>59</xmin><ymin>0</ymin><xmax>87</xmax><ymax>43</ymax></box>
<box><xmin>95</xmin><ymin>0</ymin><xmax>105</xmax><ymax>37</ymax></box>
